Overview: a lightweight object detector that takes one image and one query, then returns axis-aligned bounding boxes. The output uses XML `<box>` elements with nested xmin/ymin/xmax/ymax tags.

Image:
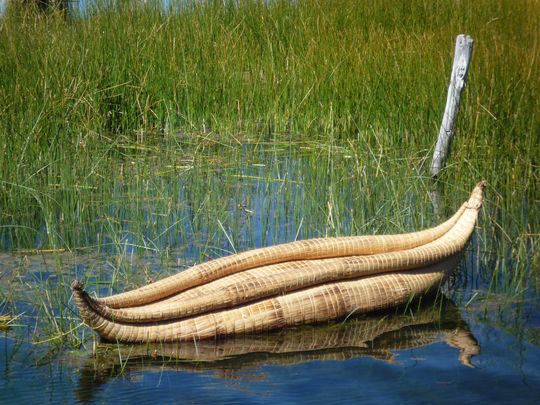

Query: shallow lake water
<box><xmin>1</xmin><ymin>143</ymin><xmax>539</xmax><ymax>404</ymax></box>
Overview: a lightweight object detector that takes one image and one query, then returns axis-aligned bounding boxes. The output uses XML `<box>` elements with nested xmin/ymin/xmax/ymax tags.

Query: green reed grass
<box><xmin>0</xmin><ymin>0</ymin><xmax>538</xmax><ymax>184</ymax></box>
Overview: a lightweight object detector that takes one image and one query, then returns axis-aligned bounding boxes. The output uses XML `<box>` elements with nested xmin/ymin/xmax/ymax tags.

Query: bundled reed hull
<box><xmin>72</xmin><ymin>182</ymin><xmax>485</xmax><ymax>343</ymax></box>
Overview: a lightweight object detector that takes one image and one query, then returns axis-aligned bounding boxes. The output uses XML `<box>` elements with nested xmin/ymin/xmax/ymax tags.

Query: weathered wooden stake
<box><xmin>430</xmin><ymin>35</ymin><xmax>474</xmax><ymax>177</ymax></box>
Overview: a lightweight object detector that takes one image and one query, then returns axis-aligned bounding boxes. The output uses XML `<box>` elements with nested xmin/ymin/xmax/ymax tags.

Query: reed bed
<box><xmin>0</xmin><ymin>0</ymin><xmax>537</xmax><ymax>184</ymax></box>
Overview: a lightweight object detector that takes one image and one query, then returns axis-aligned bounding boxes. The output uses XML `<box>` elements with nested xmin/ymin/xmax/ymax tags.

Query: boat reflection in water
<box><xmin>77</xmin><ymin>297</ymin><xmax>479</xmax><ymax>402</ymax></box>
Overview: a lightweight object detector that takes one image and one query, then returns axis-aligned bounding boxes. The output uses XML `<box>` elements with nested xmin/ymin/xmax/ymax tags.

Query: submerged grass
<box><xmin>0</xmin><ymin>0</ymin><xmax>538</xmax><ymax>346</ymax></box>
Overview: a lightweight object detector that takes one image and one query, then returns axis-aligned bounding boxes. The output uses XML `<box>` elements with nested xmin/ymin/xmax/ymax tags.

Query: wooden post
<box><xmin>430</xmin><ymin>35</ymin><xmax>474</xmax><ymax>177</ymax></box>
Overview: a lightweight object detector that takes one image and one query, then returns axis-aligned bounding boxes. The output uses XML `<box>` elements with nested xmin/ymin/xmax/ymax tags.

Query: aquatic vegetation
<box><xmin>0</xmin><ymin>0</ymin><xmax>537</xmax><ymax>184</ymax></box>
<box><xmin>0</xmin><ymin>314</ymin><xmax>12</xmax><ymax>331</ymax></box>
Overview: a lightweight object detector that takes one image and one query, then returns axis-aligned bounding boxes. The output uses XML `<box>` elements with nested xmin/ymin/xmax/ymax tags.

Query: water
<box><xmin>1</xmin><ymin>143</ymin><xmax>539</xmax><ymax>404</ymax></box>
<box><xmin>2</xmin><ymin>302</ymin><xmax>540</xmax><ymax>404</ymax></box>
<box><xmin>0</xmin><ymin>0</ymin><xmax>231</xmax><ymax>17</ymax></box>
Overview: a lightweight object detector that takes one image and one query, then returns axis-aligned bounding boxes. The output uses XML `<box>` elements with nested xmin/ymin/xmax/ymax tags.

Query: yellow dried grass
<box><xmin>87</xmin><ymin>301</ymin><xmax>478</xmax><ymax>370</ymax></box>
<box><xmin>86</xmin><ymin>200</ymin><xmax>476</xmax><ymax>323</ymax></box>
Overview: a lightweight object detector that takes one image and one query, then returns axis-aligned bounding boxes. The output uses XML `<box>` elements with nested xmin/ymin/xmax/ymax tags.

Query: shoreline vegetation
<box><xmin>1</xmin><ymin>1</ymin><xmax>537</xmax><ymax>173</ymax></box>
<box><xmin>0</xmin><ymin>1</ymin><xmax>537</xmax><ymax>253</ymax></box>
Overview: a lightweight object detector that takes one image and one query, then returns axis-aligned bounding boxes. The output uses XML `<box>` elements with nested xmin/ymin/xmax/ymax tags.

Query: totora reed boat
<box><xmin>72</xmin><ymin>181</ymin><xmax>486</xmax><ymax>343</ymax></box>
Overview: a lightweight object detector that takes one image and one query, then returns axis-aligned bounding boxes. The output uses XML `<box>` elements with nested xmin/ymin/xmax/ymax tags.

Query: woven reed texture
<box><xmin>79</xmin><ymin>182</ymin><xmax>484</xmax><ymax>324</ymax></box>
<box><xmin>73</xmin><ymin>252</ymin><xmax>462</xmax><ymax>342</ymax></box>
<box><xmin>96</xmin><ymin>202</ymin><xmax>467</xmax><ymax>308</ymax></box>
<box><xmin>72</xmin><ymin>182</ymin><xmax>485</xmax><ymax>343</ymax></box>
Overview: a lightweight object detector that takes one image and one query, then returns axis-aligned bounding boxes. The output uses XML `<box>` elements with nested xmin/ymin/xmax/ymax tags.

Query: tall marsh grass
<box><xmin>1</xmin><ymin>1</ymin><xmax>538</xmax><ymax>176</ymax></box>
<box><xmin>0</xmin><ymin>1</ymin><xmax>536</xmax><ymax>242</ymax></box>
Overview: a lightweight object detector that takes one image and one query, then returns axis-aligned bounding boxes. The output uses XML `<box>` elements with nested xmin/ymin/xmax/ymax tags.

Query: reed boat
<box><xmin>72</xmin><ymin>181</ymin><xmax>485</xmax><ymax>343</ymax></box>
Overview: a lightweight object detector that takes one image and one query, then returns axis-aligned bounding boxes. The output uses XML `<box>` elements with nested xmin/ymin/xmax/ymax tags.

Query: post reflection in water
<box><xmin>76</xmin><ymin>297</ymin><xmax>479</xmax><ymax>403</ymax></box>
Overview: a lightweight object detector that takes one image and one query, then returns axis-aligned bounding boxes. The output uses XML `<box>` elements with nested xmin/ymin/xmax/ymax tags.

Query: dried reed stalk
<box><xmin>86</xmin><ymin>192</ymin><xmax>478</xmax><ymax>323</ymax></box>
<box><xmin>77</xmin><ymin>182</ymin><xmax>484</xmax><ymax>324</ymax></box>
<box><xmin>88</xmin><ymin>302</ymin><xmax>478</xmax><ymax>368</ymax></box>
